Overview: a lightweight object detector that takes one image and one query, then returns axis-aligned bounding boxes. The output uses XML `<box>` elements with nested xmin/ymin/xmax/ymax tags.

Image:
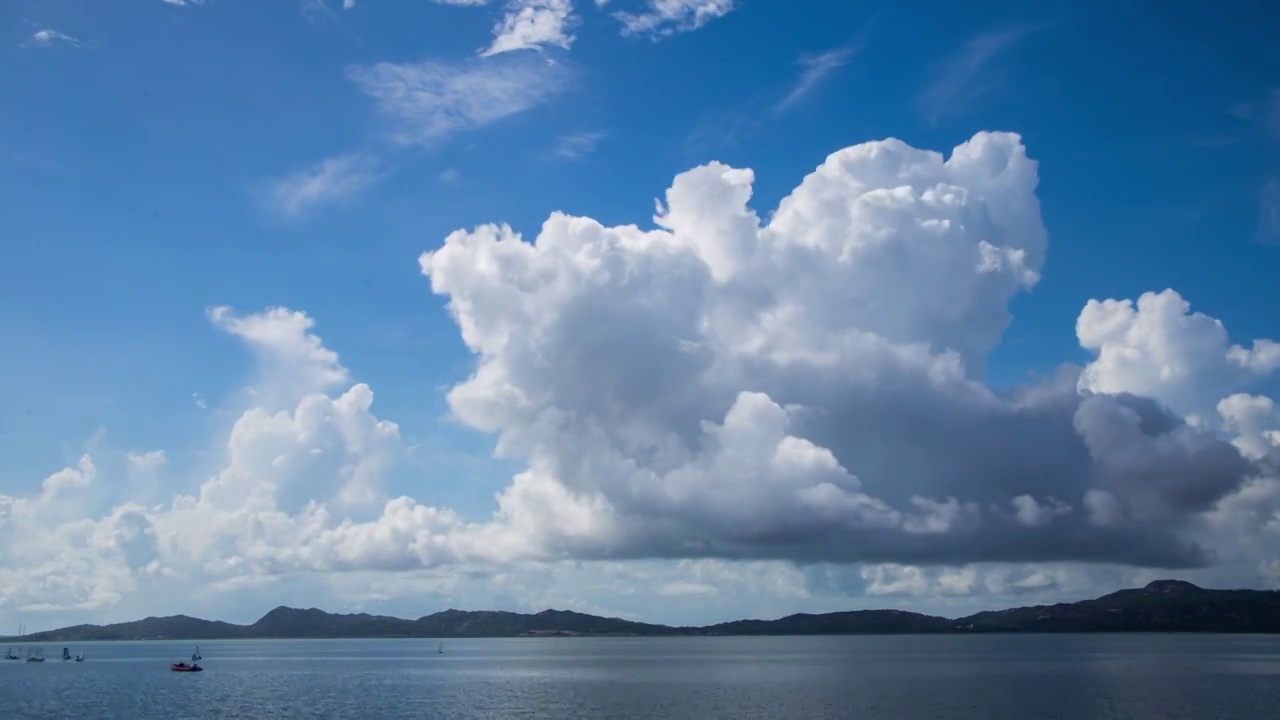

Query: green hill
<box><xmin>6</xmin><ymin>580</ymin><xmax>1279</xmax><ymax>642</ymax></box>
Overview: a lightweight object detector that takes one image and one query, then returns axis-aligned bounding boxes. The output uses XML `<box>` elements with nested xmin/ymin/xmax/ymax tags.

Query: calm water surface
<box><xmin>1</xmin><ymin>634</ymin><xmax>1277</xmax><ymax>719</ymax></box>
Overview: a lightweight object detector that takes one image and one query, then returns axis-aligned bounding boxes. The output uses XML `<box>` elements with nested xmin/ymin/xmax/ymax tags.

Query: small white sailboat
<box><xmin>25</xmin><ymin>647</ymin><xmax>44</xmax><ymax>663</ymax></box>
<box><xmin>7</xmin><ymin>623</ymin><xmax>23</xmax><ymax>660</ymax></box>
<box><xmin>74</xmin><ymin>651</ymin><xmax>84</xmax><ymax>662</ymax></box>
<box><xmin>437</xmin><ymin>641</ymin><xmax>443</xmax><ymax>655</ymax></box>
<box><xmin>192</xmin><ymin>645</ymin><xmax>202</xmax><ymax>661</ymax></box>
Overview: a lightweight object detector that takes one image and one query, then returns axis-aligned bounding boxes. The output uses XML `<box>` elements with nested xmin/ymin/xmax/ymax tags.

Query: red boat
<box><xmin>170</xmin><ymin>662</ymin><xmax>203</xmax><ymax>672</ymax></box>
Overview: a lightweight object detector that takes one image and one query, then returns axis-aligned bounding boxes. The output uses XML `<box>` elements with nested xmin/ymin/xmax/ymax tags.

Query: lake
<box><xmin>1</xmin><ymin>634</ymin><xmax>1278</xmax><ymax>718</ymax></box>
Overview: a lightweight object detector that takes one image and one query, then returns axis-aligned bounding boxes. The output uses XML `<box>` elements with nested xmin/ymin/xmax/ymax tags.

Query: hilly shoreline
<box><xmin>7</xmin><ymin>580</ymin><xmax>1280</xmax><ymax>642</ymax></box>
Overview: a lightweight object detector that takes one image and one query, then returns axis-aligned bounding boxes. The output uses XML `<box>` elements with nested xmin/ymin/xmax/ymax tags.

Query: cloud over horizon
<box><xmin>3</xmin><ymin>132</ymin><xmax>1279</xmax><ymax>629</ymax></box>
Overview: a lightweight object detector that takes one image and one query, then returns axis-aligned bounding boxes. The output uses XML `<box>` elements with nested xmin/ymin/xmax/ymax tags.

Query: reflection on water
<box><xmin>0</xmin><ymin>634</ymin><xmax>1277</xmax><ymax>719</ymax></box>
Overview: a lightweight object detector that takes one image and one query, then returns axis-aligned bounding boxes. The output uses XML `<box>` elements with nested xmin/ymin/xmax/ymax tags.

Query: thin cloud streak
<box><xmin>21</xmin><ymin>29</ymin><xmax>92</xmax><ymax>48</ymax></box>
<box><xmin>774</xmin><ymin>41</ymin><xmax>863</xmax><ymax>115</ymax></box>
<box><xmin>552</xmin><ymin>130</ymin><xmax>608</xmax><ymax>159</ymax></box>
<box><xmin>686</xmin><ymin>24</ymin><xmax>873</xmax><ymax>154</ymax></box>
<box><xmin>346</xmin><ymin>55</ymin><xmax>569</xmax><ymax>148</ymax></box>
<box><xmin>1259</xmin><ymin>179</ymin><xmax>1280</xmax><ymax>245</ymax></box>
<box><xmin>259</xmin><ymin>154</ymin><xmax>383</xmax><ymax>219</ymax></box>
<box><xmin>255</xmin><ymin>52</ymin><xmax>566</xmax><ymax>222</ymax></box>
<box><xmin>915</xmin><ymin>20</ymin><xmax>1062</xmax><ymax>127</ymax></box>
<box><xmin>300</xmin><ymin>0</ymin><xmax>342</xmax><ymax>25</ymax></box>
<box><xmin>1230</xmin><ymin>89</ymin><xmax>1280</xmax><ymax>245</ymax></box>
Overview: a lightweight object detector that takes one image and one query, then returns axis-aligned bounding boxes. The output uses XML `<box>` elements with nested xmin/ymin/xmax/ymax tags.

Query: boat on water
<box><xmin>8</xmin><ymin>624</ymin><xmax>26</xmax><ymax>659</ymax></box>
<box><xmin>170</xmin><ymin>662</ymin><xmax>203</xmax><ymax>672</ymax></box>
<box><xmin>192</xmin><ymin>645</ymin><xmax>202</xmax><ymax>661</ymax></box>
<box><xmin>62</xmin><ymin>647</ymin><xmax>71</xmax><ymax>662</ymax></box>
<box><xmin>25</xmin><ymin>648</ymin><xmax>44</xmax><ymax>663</ymax></box>
<box><xmin>438</xmin><ymin>641</ymin><xmax>444</xmax><ymax>655</ymax></box>
<box><xmin>75</xmin><ymin>651</ymin><xmax>84</xmax><ymax>662</ymax></box>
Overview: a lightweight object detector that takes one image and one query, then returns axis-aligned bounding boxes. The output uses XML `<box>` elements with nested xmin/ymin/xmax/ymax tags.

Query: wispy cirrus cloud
<box><xmin>21</xmin><ymin>29</ymin><xmax>91</xmax><ymax>49</ymax></box>
<box><xmin>1259</xmin><ymin>179</ymin><xmax>1280</xmax><ymax>245</ymax></box>
<box><xmin>257</xmin><ymin>53</ymin><xmax>565</xmax><ymax>218</ymax></box>
<box><xmin>1264</xmin><ymin>90</ymin><xmax>1280</xmax><ymax>246</ymax></box>
<box><xmin>1229</xmin><ymin>88</ymin><xmax>1280</xmax><ymax>141</ymax></box>
<box><xmin>915</xmin><ymin>21</ymin><xmax>1061</xmax><ymax>126</ymax></box>
<box><xmin>774</xmin><ymin>41</ymin><xmax>862</xmax><ymax>115</ymax></box>
<box><xmin>1254</xmin><ymin>87</ymin><xmax>1274</xmax><ymax>140</ymax></box>
<box><xmin>1229</xmin><ymin>89</ymin><xmax>1280</xmax><ymax>245</ymax></box>
<box><xmin>258</xmin><ymin>153</ymin><xmax>383</xmax><ymax>219</ymax></box>
<box><xmin>346</xmin><ymin>54</ymin><xmax>569</xmax><ymax>147</ymax></box>
<box><xmin>614</xmin><ymin>0</ymin><xmax>737</xmax><ymax>39</ymax></box>
<box><xmin>685</xmin><ymin>36</ymin><xmax>864</xmax><ymax>154</ymax></box>
<box><xmin>552</xmin><ymin>130</ymin><xmax>607</xmax><ymax>159</ymax></box>
<box><xmin>161</xmin><ymin>0</ymin><xmax>207</xmax><ymax>6</ymax></box>
<box><xmin>482</xmin><ymin>0</ymin><xmax>579</xmax><ymax>56</ymax></box>
<box><xmin>300</xmin><ymin>0</ymin><xmax>341</xmax><ymax>24</ymax></box>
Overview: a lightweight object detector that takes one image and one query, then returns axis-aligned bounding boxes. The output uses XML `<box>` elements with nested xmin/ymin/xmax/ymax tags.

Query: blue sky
<box><xmin>2</xmin><ymin>0</ymin><xmax>1279</xmax><ymax>628</ymax></box>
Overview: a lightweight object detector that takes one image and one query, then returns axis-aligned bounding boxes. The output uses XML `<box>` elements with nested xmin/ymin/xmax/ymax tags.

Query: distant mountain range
<box><xmin>6</xmin><ymin>580</ymin><xmax>1280</xmax><ymax>642</ymax></box>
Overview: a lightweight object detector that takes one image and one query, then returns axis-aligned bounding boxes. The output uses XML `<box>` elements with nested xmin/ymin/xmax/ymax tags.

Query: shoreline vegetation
<box><xmin>6</xmin><ymin>580</ymin><xmax>1280</xmax><ymax>642</ymax></box>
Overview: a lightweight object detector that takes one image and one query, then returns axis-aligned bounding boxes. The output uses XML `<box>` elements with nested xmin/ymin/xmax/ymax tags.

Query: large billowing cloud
<box><xmin>421</xmin><ymin>131</ymin><xmax>1275</xmax><ymax>570</ymax></box>
<box><xmin>3</xmin><ymin>131</ymin><xmax>1279</xmax><ymax>626</ymax></box>
<box><xmin>1077</xmin><ymin>289</ymin><xmax>1280</xmax><ymax>418</ymax></box>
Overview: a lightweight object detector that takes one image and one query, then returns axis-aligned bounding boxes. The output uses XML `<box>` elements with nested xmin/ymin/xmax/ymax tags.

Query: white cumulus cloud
<box><xmin>126</xmin><ymin>450</ymin><xmax>168</xmax><ymax>475</ymax></box>
<box><xmin>1077</xmin><ymin>288</ymin><xmax>1280</xmax><ymax>418</ymax></box>
<box><xmin>1218</xmin><ymin>394</ymin><xmax>1280</xmax><ymax>462</ymax></box>
<box><xmin>419</xmin><ymin>131</ymin><xmax>1269</xmax><ymax>571</ymax></box>
<box><xmin>4</xmin><ymin>131</ymin><xmax>1280</xmax><ymax>630</ymax></box>
<box><xmin>481</xmin><ymin>0</ymin><xmax>578</xmax><ymax>56</ymax></box>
